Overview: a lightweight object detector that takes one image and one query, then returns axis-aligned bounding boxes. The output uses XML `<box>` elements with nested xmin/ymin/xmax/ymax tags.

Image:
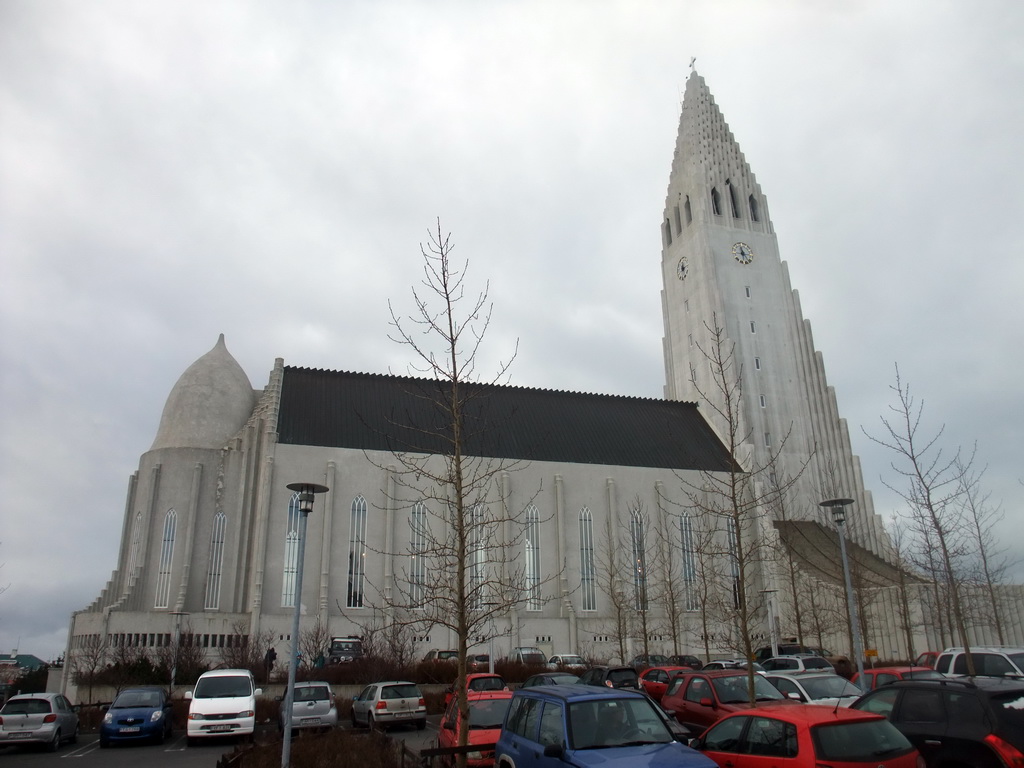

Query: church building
<box><xmin>65</xmin><ymin>71</ymin><xmax>1023</xmax><ymax>691</ymax></box>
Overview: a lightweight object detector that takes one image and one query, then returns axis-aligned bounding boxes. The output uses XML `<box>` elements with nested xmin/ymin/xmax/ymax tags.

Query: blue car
<box><xmin>100</xmin><ymin>687</ymin><xmax>173</xmax><ymax>747</ymax></box>
<box><xmin>495</xmin><ymin>684</ymin><xmax>716</xmax><ymax>768</ymax></box>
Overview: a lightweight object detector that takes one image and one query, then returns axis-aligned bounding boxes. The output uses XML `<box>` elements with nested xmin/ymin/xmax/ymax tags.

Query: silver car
<box><xmin>350</xmin><ymin>681</ymin><xmax>426</xmax><ymax>731</ymax></box>
<box><xmin>766</xmin><ymin>671</ymin><xmax>864</xmax><ymax>707</ymax></box>
<box><xmin>0</xmin><ymin>692</ymin><xmax>79</xmax><ymax>751</ymax></box>
<box><xmin>279</xmin><ymin>681</ymin><xmax>338</xmax><ymax>733</ymax></box>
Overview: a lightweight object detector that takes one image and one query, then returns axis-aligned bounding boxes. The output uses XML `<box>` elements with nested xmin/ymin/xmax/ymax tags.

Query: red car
<box><xmin>443</xmin><ymin>673</ymin><xmax>509</xmax><ymax>707</ymax></box>
<box><xmin>690</xmin><ymin>704</ymin><xmax>924</xmax><ymax>767</ymax></box>
<box><xmin>661</xmin><ymin>669</ymin><xmax>794</xmax><ymax>732</ymax></box>
<box><xmin>639</xmin><ymin>666</ymin><xmax>692</xmax><ymax>702</ymax></box>
<box><xmin>851</xmin><ymin>666</ymin><xmax>944</xmax><ymax>690</ymax></box>
<box><xmin>912</xmin><ymin>651</ymin><xmax>939</xmax><ymax>669</ymax></box>
<box><xmin>437</xmin><ymin>690</ymin><xmax>513</xmax><ymax>768</ymax></box>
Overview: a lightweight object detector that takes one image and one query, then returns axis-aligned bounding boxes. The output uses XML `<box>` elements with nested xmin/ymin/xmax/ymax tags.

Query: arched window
<box><xmin>679</xmin><ymin>515</ymin><xmax>698</xmax><ymax>611</ymax></box>
<box><xmin>710</xmin><ymin>187</ymin><xmax>722</xmax><ymax>216</ymax></box>
<box><xmin>204</xmin><ymin>511</ymin><xmax>227</xmax><ymax>609</ymax></box>
<box><xmin>154</xmin><ymin>509</ymin><xmax>177</xmax><ymax>608</ymax></box>
<box><xmin>748</xmin><ymin>194</ymin><xmax>760</xmax><ymax>222</ymax></box>
<box><xmin>409</xmin><ymin>502</ymin><xmax>428</xmax><ymax>609</ymax></box>
<box><xmin>629</xmin><ymin>509</ymin><xmax>648</xmax><ymax>611</ymax></box>
<box><xmin>347</xmin><ymin>495</ymin><xmax>368</xmax><ymax>608</ymax></box>
<box><xmin>525</xmin><ymin>505</ymin><xmax>541</xmax><ymax>611</ymax></box>
<box><xmin>282</xmin><ymin>492</ymin><xmax>301</xmax><ymax>607</ymax></box>
<box><xmin>579</xmin><ymin>508</ymin><xmax>596</xmax><ymax>611</ymax></box>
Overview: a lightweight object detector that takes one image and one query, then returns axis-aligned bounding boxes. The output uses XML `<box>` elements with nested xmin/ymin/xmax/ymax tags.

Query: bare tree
<box><xmin>886</xmin><ymin>514</ymin><xmax>919</xmax><ymax>660</ymax></box>
<box><xmin>678</xmin><ymin>317</ymin><xmax>806</xmax><ymax>703</ymax></box>
<box><xmin>864</xmin><ymin>366</ymin><xmax>977</xmax><ymax>674</ymax></box>
<box><xmin>369</xmin><ymin>221</ymin><xmax>540</xmax><ymax>767</ymax></box>
<box><xmin>298</xmin><ymin>615</ymin><xmax>331</xmax><ymax>671</ymax></box>
<box><xmin>70</xmin><ymin>634</ymin><xmax>108</xmax><ymax>704</ymax></box>
<box><xmin>220</xmin><ymin>620</ymin><xmax>275</xmax><ymax>682</ymax></box>
<box><xmin>594</xmin><ymin>510</ymin><xmax>634</xmax><ymax>664</ymax></box>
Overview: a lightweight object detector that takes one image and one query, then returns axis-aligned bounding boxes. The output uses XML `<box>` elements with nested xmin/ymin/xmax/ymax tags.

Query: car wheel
<box><xmin>367</xmin><ymin>713</ymin><xmax>376</xmax><ymax>731</ymax></box>
<box><xmin>70</xmin><ymin>725</ymin><xmax>78</xmax><ymax>744</ymax></box>
<box><xmin>351</xmin><ymin>709</ymin><xmax>359</xmax><ymax>728</ymax></box>
<box><xmin>48</xmin><ymin>729</ymin><xmax>61</xmax><ymax>752</ymax></box>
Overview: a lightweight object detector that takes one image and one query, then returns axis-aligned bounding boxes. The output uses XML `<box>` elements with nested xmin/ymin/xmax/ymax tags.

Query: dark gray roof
<box><xmin>277</xmin><ymin>367</ymin><xmax>736</xmax><ymax>472</ymax></box>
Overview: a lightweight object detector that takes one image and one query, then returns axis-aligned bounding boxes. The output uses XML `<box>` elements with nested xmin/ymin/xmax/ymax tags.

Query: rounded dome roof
<box><xmin>150</xmin><ymin>335</ymin><xmax>257</xmax><ymax>450</ymax></box>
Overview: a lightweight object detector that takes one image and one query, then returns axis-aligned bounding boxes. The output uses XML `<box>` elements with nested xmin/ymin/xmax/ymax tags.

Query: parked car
<box><xmin>424</xmin><ymin>649</ymin><xmax>459</xmax><ymax>663</ymax></box>
<box><xmin>546</xmin><ymin>653</ymin><xmax>585</xmax><ymax>669</ymax></box>
<box><xmin>495</xmin><ymin>684</ymin><xmax>717</xmax><ymax>768</ymax></box>
<box><xmin>521</xmin><ymin>672</ymin><xmax>580</xmax><ymax>688</ymax></box>
<box><xmin>351</xmin><ymin>680</ymin><xmax>426</xmax><ymax>731</ymax></box>
<box><xmin>851</xmin><ymin>675</ymin><xmax>1024</xmax><ymax>767</ymax></box>
<box><xmin>660</xmin><ymin>669</ymin><xmax>793</xmax><ymax>733</ymax></box>
<box><xmin>701</xmin><ymin>658</ymin><xmax>766</xmax><ymax>672</ymax></box>
<box><xmin>437</xmin><ymin>690</ymin><xmax>514</xmax><ymax>767</ymax></box>
<box><xmin>444</xmin><ymin>673</ymin><xmax>509</xmax><ymax>706</ymax></box>
<box><xmin>667</xmin><ymin>654</ymin><xmax>703</xmax><ymax>669</ymax></box>
<box><xmin>0</xmin><ymin>692</ymin><xmax>78</xmax><ymax>751</ymax></box>
<box><xmin>509</xmin><ymin>647</ymin><xmax>546</xmax><ymax>665</ymax></box>
<box><xmin>933</xmin><ymin>646</ymin><xmax>1024</xmax><ymax>679</ymax></box>
<box><xmin>913</xmin><ymin>650</ymin><xmax>939</xmax><ymax>669</ymax></box>
<box><xmin>185</xmin><ymin>668</ymin><xmax>261</xmax><ymax>745</ymax></box>
<box><xmin>630</xmin><ymin>653</ymin><xmax>670</xmax><ymax>670</ymax></box>
<box><xmin>577</xmin><ymin>665</ymin><xmax>643</xmax><ymax>691</ymax></box>
<box><xmin>639</xmin><ymin>666</ymin><xmax>693</xmax><ymax>702</ymax></box>
<box><xmin>755</xmin><ymin>644</ymin><xmax>852</xmax><ymax>677</ymax></box>
<box><xmin>764</xmin><ymin>672</ymin><xmax>863</xmax><ymax>707</ymax></box>
<box><xmin>327</xmin><ymin>635</ymin><xmax>364</xmax><ymax>664</ymax></box>
<box><xmin>851</xmin><ymin>665</ymin><xmax>945</xmax><ymax>690</ymax></box>
<box><xmin>688</xmin><ymin>703</ymin><xmax>923</xmax><ymax>767</ymax></box>
<box><xmin>100</xmin><ymin>687</ymin><xmax>173</xmax><ymax>747</ymax></box>
<box><xmin>760</xmin><ymin>654</ymin><xmax>835</xmax><ymax>673</ymax></box>
<box><xmin>278</xmin><ymin>681</ymin><xmax>338</xmax><ymax>733</ymax></box>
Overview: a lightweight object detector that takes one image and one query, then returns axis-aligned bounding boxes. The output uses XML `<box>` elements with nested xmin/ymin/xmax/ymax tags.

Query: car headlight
<box><xmin>150</xmin><ymin>710</ymin><xmax>164</xmax><ymax>722</ymax></box>
<box><xmin>468</xmin><ymin>752</ymin><xmax>483</xmax><ymax>760</ymax></box>
<box><xmin>188</xmin><ymin>713</ymin><xmax>205</xmax><ymax>720</ymax></box>
<box><xmin>102</xmin><ymin>713</ymin><xmax>113</xmax><ymax>724</ymax></box>
<box><xmin>240</xmin><ymin>710</ymin><xmax>254</xmax><ymax>718</ymax></box>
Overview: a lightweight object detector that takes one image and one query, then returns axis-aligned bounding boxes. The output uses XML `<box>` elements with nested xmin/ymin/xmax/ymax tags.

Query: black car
<box><xmin>577</xmin><ymin>665</ymin><xmax>643</xmax><ymax>691</ymax></box>
<box><xmin>520</xmin><ymin>672</ymin><xmax>580</xmax><ymax>688</ymax></box>
<box><xmin>667</xmin><ymin>654</ymin><xmax>702</xmax><ymax>669</ymax></box>
<box><xmin>851</xmin><ymin>676</ymin><xmax>1024</xmax><ymax>768</ymax></box>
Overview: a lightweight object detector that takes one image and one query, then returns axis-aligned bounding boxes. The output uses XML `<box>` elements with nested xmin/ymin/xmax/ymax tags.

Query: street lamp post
<box><xmin>281</xmin><ymin>482</ymin><xmax>329</xmax><ymax>768</ymax></box>
<box><xmin>819</xmin><ymin>498</ymin><xmax>865</xmax><ymax>681</ymax></box>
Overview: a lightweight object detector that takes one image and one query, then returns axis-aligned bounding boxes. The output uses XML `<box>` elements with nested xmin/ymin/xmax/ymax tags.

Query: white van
<box><xmin>185</xmin><ymin>669</ymin><xmax>262</xmax><ymax>744</ymax></box>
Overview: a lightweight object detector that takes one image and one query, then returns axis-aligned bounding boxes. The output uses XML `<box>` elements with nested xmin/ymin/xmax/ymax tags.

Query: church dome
<box><xmin>150</xmin><ymin>335</ymin><xmax>257</xmax><ymax>450</ymax></box>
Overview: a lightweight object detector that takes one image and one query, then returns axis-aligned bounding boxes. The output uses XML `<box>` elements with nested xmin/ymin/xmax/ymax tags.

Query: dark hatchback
<box><xmin>851</xmin><ymin>676</ymin><xmax>1024</xmax><ymax>768</ymax></box>
<box><xmin>577</xmin><ymin>666</ymin><xmax>643</xmax><ymax>691</ymax></box>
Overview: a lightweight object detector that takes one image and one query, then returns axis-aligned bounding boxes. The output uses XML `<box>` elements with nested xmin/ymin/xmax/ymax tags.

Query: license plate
<box><xmin>10</xmin><ymin>732</ymin><xmax>32</xmax><ymax>739</ymax></box>
<box><xmin>208</xmin><ymin>725</ymin><xmax>232</xmax><ymax>732</ymax></box>
<box><xmin>119</xmin><ymin>726</ymin><xmax>141</xmax><ymax>733</ymax></box>
<box><xmin>393</xmin><ymin>711</ymin><xmax>412</xmax><ymax>719</ymax></box>
<box><xmin>300</xmin><ymin>718</ymin><xmax>320</xmax><ymax>725</ymax></box>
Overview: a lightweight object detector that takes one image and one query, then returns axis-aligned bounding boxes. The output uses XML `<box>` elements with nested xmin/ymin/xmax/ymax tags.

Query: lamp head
<box><xmin>819</xmin><ymin>497</ymin><xmax>854</xmax><ymax>526</ymax></box>
<box><xmin>286</xmin><ymin>482</ymin><xmax>329</xmax><ymax>515</ymax></box>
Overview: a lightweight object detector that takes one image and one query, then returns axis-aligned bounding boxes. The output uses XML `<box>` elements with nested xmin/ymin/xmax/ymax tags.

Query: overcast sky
<box><xmin>2</xmin><ymin>1</ymin><xmax>1022</xmax><ymax>662</ymax></box>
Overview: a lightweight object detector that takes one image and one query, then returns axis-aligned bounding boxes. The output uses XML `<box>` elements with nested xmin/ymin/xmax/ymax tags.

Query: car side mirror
<box><xmin>543</xmin><ymin>744</ymin><xmax>565</xmax><ymax>758</ymax></box>
<box><xmin>787</xmin><ymin>692</ymin><xmax>802</xmax><ymax>700</ymax></box>
<box><xmin>184</xmin><ymin>691</ymin><xmax>193</xmax><ymax>700</ymax></box>
<box><xmin>275</xmin><ymin>695</ymin><xmax>283</xmax><ymax>702</ymax></box>
<box><xmin>254</xmin><ymin>688</ymin><xmax>263</xmax><ymax>696</ymax></box>
<box><xmin>688</xmin><ymin>737</ymin><xmax>703</xmax><ymax>750</ymax></box>
<box><xmin>444</xmin><ymin>719</ymin><xmax>455</xmax><ymax>730</ymax></box>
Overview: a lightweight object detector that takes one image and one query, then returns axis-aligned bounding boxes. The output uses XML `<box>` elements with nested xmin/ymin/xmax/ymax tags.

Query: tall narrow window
<box><xmin>525</xmin><ymin>505</ymin><xmax>541</xmax><ymax>611</ymax></box>
<box><xmin>749</xmin><ymin>194</ymin><xmax>760</xmax><ymax>222</ymax></box>
<box><xmin>154</xmin><ymin>509</ymin><xmax>177</xmax><ymax>608</ymax></box>
<box><xmin>468</xmin><ymin>504</ymin><xmax>486</xmax><ymax>610</ymax></box>
<box><xmin>726</xmin><ymin>525</ymin><xmax>740</xmax><ymax>610</ymax></box>
<box><xmin>679</xmin><ymin>515</ymin><xmax>699</xmax><ymax>611</ymax></box>
<box><xmin>750</xmin><ymin>321</ymin><xmax>756</xmax><ymax>333</ymax></box>
<box><xmin>711</xmin><ymin>187</ymin><xmax>721</xmax><ymax>216</ymax></box>
<box><xmin>579</xmin><ymin>508</ymin><xmax>596</xmax><ymax>611</ymax></box>
<box><xmin>629</xmin><ymin>509</ymin><xmax>647</xmax><ymax>611</ymax></box>
<box><xmin>409</xmin><ymin>502</ymin><xmax>428</xmax><ymax>609</ymax></box>
<box><xmin>282</xmin><ymin>493</ymin><xmax>301</xmax><ymax>607</ymax></box>
<box><xmin>754</xmin><ymin>357</ymin><xmax>762</xmax><ymax>370</ymax></box>
<box><xmin>684</xmin><ymin>196</ymin><xmax>692</xmax><ymax>225</ymax></box>
<box><xmin>764</xmin><ymin>431</ymin><xmax>772</xmax><ymax>447</ymax></box>
<box><xmin>759</xmin><ymin>395</ymin><xmax>766</xmax><ymax>408</ymax></box>
<box><xmin>729</xmin><ymin>183</ymin><xmax>741</xmax><ymax>218</ymax></box>
<box><xmin>745</xmin><ymin>286</ymin><xmax>751</xmax><ymax>298</ymax></box>
<box><xmin>204</xmin><ymin>511</ymin><xmax>227</xmax><ymax>609</ymax></box>
<box><xmin>347</xmin><ymin>495</ymin><xmax>368</xmax><ymax>608</ymax></box>
<box><xmin>126</xmin><ymin>511</ymin><xmax>143</xmax><ymax>577</ymax></box>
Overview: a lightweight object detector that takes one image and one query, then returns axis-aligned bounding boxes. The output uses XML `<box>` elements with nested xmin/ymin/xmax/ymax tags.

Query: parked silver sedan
<box><xmin>0</xmin><ymin>692</ymin><xmax>79</xmax><ymax>751</ymax></box>
<box><xmin>279</xmin><ymin>681</ymin><xmax>338</xmax><ymax>733</ymax></box>
<box><xmin>351</xmin><ymin>681</ymin><xmax>426</xmax><ymax>731</ymax></box>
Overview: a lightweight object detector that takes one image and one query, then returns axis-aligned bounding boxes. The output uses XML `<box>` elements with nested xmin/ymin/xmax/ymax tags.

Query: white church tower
<box><xmin>658</xmin><ymin>71</ymin><xmax>904</xmax><ymax>643</ymax></box>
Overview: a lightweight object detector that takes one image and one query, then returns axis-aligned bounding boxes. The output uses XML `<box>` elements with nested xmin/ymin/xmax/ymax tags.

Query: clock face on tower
<box><xmin>732</xmin><ymin>242</ymin><xmax>754</xmax><ymax>265</ymax></box>
<box><xmin>676</xmin><ymin>256</ymin><xmax>689</xmax><ymax>280</ymax></box>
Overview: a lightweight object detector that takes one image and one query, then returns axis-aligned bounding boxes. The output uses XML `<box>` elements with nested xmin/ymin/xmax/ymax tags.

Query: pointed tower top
<box><xmin>150</xmin><ymin>335</ymin><xmax>257</xmax><ymax>451</ymax></box>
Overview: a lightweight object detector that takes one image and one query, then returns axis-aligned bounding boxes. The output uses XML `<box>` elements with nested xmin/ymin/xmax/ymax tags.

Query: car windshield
<box><xmin>382</xmin><ymin>684</ymin><xmax>420</xmax><ymax>699</ymax></box>
<box><xmin>294</xmin><ymin>686</ymin><xmax>330</xmax><ymax>702</ymax></box>
<box><xmin>569</xmin><ymin>698</ymin><xmax>673</xmax><ymax>749</ymax></box>
<box><xmin>903</xmin><ymin>669</ymin><xmax>944</xmax><ymax>680</ymax></box>
<box><xmin>608</xmin><ymin>669</ymin><xmax>638</xmax><ymax>686</ymax></box>
<box><xmin>559</xmin><ymin>656</ymin><xmax>584</xmax><ymax>665</ymax></box>
<box><xmin>112</xmin><ymin>690</ymin><xmax>163</xmax><ymax>708</ymax></box>
<box><xmin>194</xmin><ymin>675</ymin><xmax>253</xmax><ymax>698</ymax></box>
<box><xmin>713</xmin><ymin>675</ymin><xmax>785</xmax><ymax>703</ymax></box>
<box><xmin>802</xmin><ymin>657</ymin><xmax>833</xmax><ymax>669</ymax></box>
<box><xmin>800</xmin><ymin>676</ymin><xmax>862</xmax><ymax>700</ymax></box>
<box><xmin>469</xmin><ymin>676</ymin><xmax>505</xmax><ymax>692</ymax></box>
<box><xmin>1</xmin><ymin>698</ymin><xmax>51</xmax><ymax>715</ymax></box>
<box><xmin>467</xmin><ymin>698</ymin><xmax>512</xmax><ymax>729</ymax></box>
<box><xmin>812</xmin><ymin>719</ymin><xmax>913</xmax><ymax>761</ymax></box>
